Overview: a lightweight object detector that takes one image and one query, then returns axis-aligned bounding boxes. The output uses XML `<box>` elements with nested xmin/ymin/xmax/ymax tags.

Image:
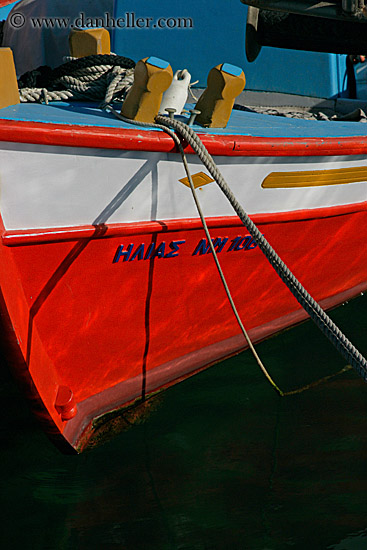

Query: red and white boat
<box><xmin>0</xmin><ymin>0</ymin><xmax>367</xmax><ymax>452</ymax></box>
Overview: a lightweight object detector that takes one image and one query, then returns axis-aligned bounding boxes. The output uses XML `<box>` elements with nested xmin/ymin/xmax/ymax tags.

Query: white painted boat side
<box><xmin>0</xmin><ymin>141</ymin><xmax>366</xmax><ymax>230</ymax></box>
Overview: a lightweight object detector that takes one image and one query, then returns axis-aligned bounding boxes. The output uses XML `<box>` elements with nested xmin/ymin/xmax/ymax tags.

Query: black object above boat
<box><xmin>242</xmin><ymin>1</ymin><xmax>367</xmax><ymax>61</ymax></box>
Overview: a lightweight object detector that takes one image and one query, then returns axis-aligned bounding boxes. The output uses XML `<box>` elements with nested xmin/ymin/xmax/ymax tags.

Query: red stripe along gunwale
<box><xmin>2</xmin><ymin>202</ymin><xmax>367</xmax><ymax>246</ymax></box>
<box><xmin>3</xmin><ymin>119</ymin><xmax>367</xmax><ymax>156</ymax></box>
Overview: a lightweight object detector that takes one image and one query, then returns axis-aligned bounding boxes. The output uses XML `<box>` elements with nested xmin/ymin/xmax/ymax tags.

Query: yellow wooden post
<box><xmin>195</xmin><ymin>63</ymin><xmax>246</xmax><ymax>128</ymax></box>
<box><xmin>0</xmin><ymin>48</ymin><xmax>20</xmax><ymax>109</ymax></box>
<box><xmin>121</xmin><ymin>57</ymin><xmax>173</xmax><ymax>124</ymax></box>
<box><xmin>69</xmin><ymin>28</ymin><xmax>111</xmax><ymax>58</ymax></box>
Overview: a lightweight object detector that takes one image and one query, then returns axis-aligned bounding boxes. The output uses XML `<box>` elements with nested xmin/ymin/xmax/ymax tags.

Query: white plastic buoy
<box><xmin>159</xmin><ymin>69</ymin><xmax>191</xmax><ymax>115</ymax></box>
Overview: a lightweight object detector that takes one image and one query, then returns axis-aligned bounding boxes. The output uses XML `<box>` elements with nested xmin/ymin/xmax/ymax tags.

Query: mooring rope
<box><xmin>103</xmin><ymin>105</ymin><xmax>286</xmax><ymax>393</ymax></box>
<box><xmin>173</xmin><ymin>132</ymin><xmax>355</xmax><ymax>395</ymax></box>
<box><xmin>153</xmin><ymin>114</ymin><xmax>367</xmax><ymax>382</ymax></box>
<box><xmin>14</xmin><ymin>51</ymin><xmax>362</xmax><ymax>390</ymax></box>
<box><xmin>18</xmin><ymin>54</ymin><xmax>135</xmax><ymax>105</ymax></box>
<box><xmin>176</xmin><ymin>131</ymin><xmax>284</xmax><ymax>394</ymax></box>
<box><xmin>103</xmin><ymin>105</ymin><xmax>362</xmax><ymax>394</ymax></box>
<box><xmin>175</xmin><ymin>145</ymin><xmax>354</xmax><ymax>395</ymax></box>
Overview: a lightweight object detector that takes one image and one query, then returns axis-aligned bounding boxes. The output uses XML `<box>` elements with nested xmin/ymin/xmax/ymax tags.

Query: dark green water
<box><xmin>1</xmin><ymin>294</ymin><xmax>367</xmax><ymax>550</ymax></box>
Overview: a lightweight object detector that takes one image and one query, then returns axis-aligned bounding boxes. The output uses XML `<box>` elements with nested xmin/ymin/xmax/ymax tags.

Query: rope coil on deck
<box><xmin>18</xmin><ymin>54</ymin><xmax>135</xmax><ymax>105</ymax></box>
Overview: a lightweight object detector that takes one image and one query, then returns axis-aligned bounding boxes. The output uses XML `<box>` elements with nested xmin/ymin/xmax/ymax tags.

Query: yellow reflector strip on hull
<box><xmin>179</xmin><ymin>171</ymin><xmax>215</xmax><ymax>188</ymax></box>
<box><xmin>262</xmin><ymin>166</ymin><xmax>367</xmax><ymax>188</ymax></box>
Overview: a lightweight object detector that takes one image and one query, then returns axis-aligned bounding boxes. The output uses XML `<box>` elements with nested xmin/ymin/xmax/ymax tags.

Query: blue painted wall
<box><xmin>0</xmin><ymin>1</ymin><xmax>19</xmax><ymax>21</ymax></box>
<box><xmin>0</xmin><ymin>0</ymin><xmax>348</xmax><ymax>98</ymax></box>
<box><xmin>112</xmin><ymin>0</ymin><xmax>348</xmax><ymax>98</ymax></box>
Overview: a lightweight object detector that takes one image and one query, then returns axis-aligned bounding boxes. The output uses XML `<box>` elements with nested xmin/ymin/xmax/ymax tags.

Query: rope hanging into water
<box><xmin>103</xmin><ymin>105</ymin><xmax>283</xmax><ymax>392</ymax></box>
<box><xmin>175</xmin><ymin>138</ymin><xmax>285</xmax><ymax>394</ymax></box>
<box><xmin>153</xmin><ymin>115</ymin><xmax>367</xmax><ymax>382</ymax></box>
<box><xmin>105</xmin><ymin>105</ymin><xmax>362</xmax><ymax>393</ymax></box>
<box><xmin>171</xmin><ymin>129</ymin><xmax>354</xmax><ymax>395</ymax></box>
<box><xmin>14</xmin><ymin>51</ymin><xmax>363</xmax><ymax>388</ymax></box>
<box><xmin>18</xmin><ymin>54</ymin><xmax>135</xmax><ymax>105</ymax></box>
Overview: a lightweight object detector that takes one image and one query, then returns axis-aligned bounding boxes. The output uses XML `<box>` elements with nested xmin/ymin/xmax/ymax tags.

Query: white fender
<box><xmin>159</xmin><ymin>69</ymin><xmax>191</xmax><ymax>115</ymax></box>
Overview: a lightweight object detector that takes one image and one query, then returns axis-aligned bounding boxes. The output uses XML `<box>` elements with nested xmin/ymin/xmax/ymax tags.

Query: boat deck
<box><xmin>1</xmin><ymin>100</ymin><xmax>367</xmax><ymax>139</ymax></box>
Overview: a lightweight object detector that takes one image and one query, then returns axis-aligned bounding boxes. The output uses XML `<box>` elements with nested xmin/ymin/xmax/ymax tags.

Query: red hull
<box><xmin>0</xmin><ymin>203</ymin><xmax>366</xmax><ymax>451</ymax></box>
<box><xmin>2</xmin><ymin>0</ymin><xmax>367</xmax><ymax>453</ymax></box>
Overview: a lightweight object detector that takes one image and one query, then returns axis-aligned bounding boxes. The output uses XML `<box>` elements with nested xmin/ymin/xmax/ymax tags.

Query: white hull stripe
<box><xmin>1</xmin><ymin>142</ymin><xmax>367</xmax><ymax>230</ymax></box>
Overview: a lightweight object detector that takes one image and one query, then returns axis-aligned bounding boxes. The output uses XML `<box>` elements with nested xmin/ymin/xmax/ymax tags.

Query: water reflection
<box><xmin>1</xmin><ymin>294</ymin><xmax>367</xmax><ymax>549</ymax></box>
<box><xmin>330</xmin><ymin>529</ymin><xmax>367</xmax><ymax>550</ymax></box>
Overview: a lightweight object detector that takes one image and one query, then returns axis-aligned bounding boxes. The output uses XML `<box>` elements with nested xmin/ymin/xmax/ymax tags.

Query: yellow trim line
<box><xmin>262</xmin><ymin>166</ymin><xmax>367</xmax><ymax>188</ymax></box>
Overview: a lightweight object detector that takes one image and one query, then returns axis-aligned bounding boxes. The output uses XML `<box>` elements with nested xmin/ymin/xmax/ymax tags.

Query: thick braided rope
<box><xmin>50</xmin><ymin>54</ymin><xmax>134</xmax><ymax>79</ymax></box>
<box><xmin>19</xmin><ymin>88</ymin><xmax>73</xmax><ymax>103</ymax></box>
<box><xmin>104</xmin><ymin>106</ymin><xmax>366</xmax><ymax>386</ymax></box>
<box><xmin>103</xmin><ymin>106</ymin><xmax>286</xmax><ymax>394</ymax></box>
<box><xmin>155</xmin><ymin>115</ymin><xmax>367</xmax><ymax>380</ymax></box>
<box><xmin>103</xmin><ymin>66</ymin><xmax>135</xmax><ymax>107</ymax></box>
<box><xmin>19</xmin><ymin>54</ymin><xmax>135</xmax><ymax>104</ymax></box>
